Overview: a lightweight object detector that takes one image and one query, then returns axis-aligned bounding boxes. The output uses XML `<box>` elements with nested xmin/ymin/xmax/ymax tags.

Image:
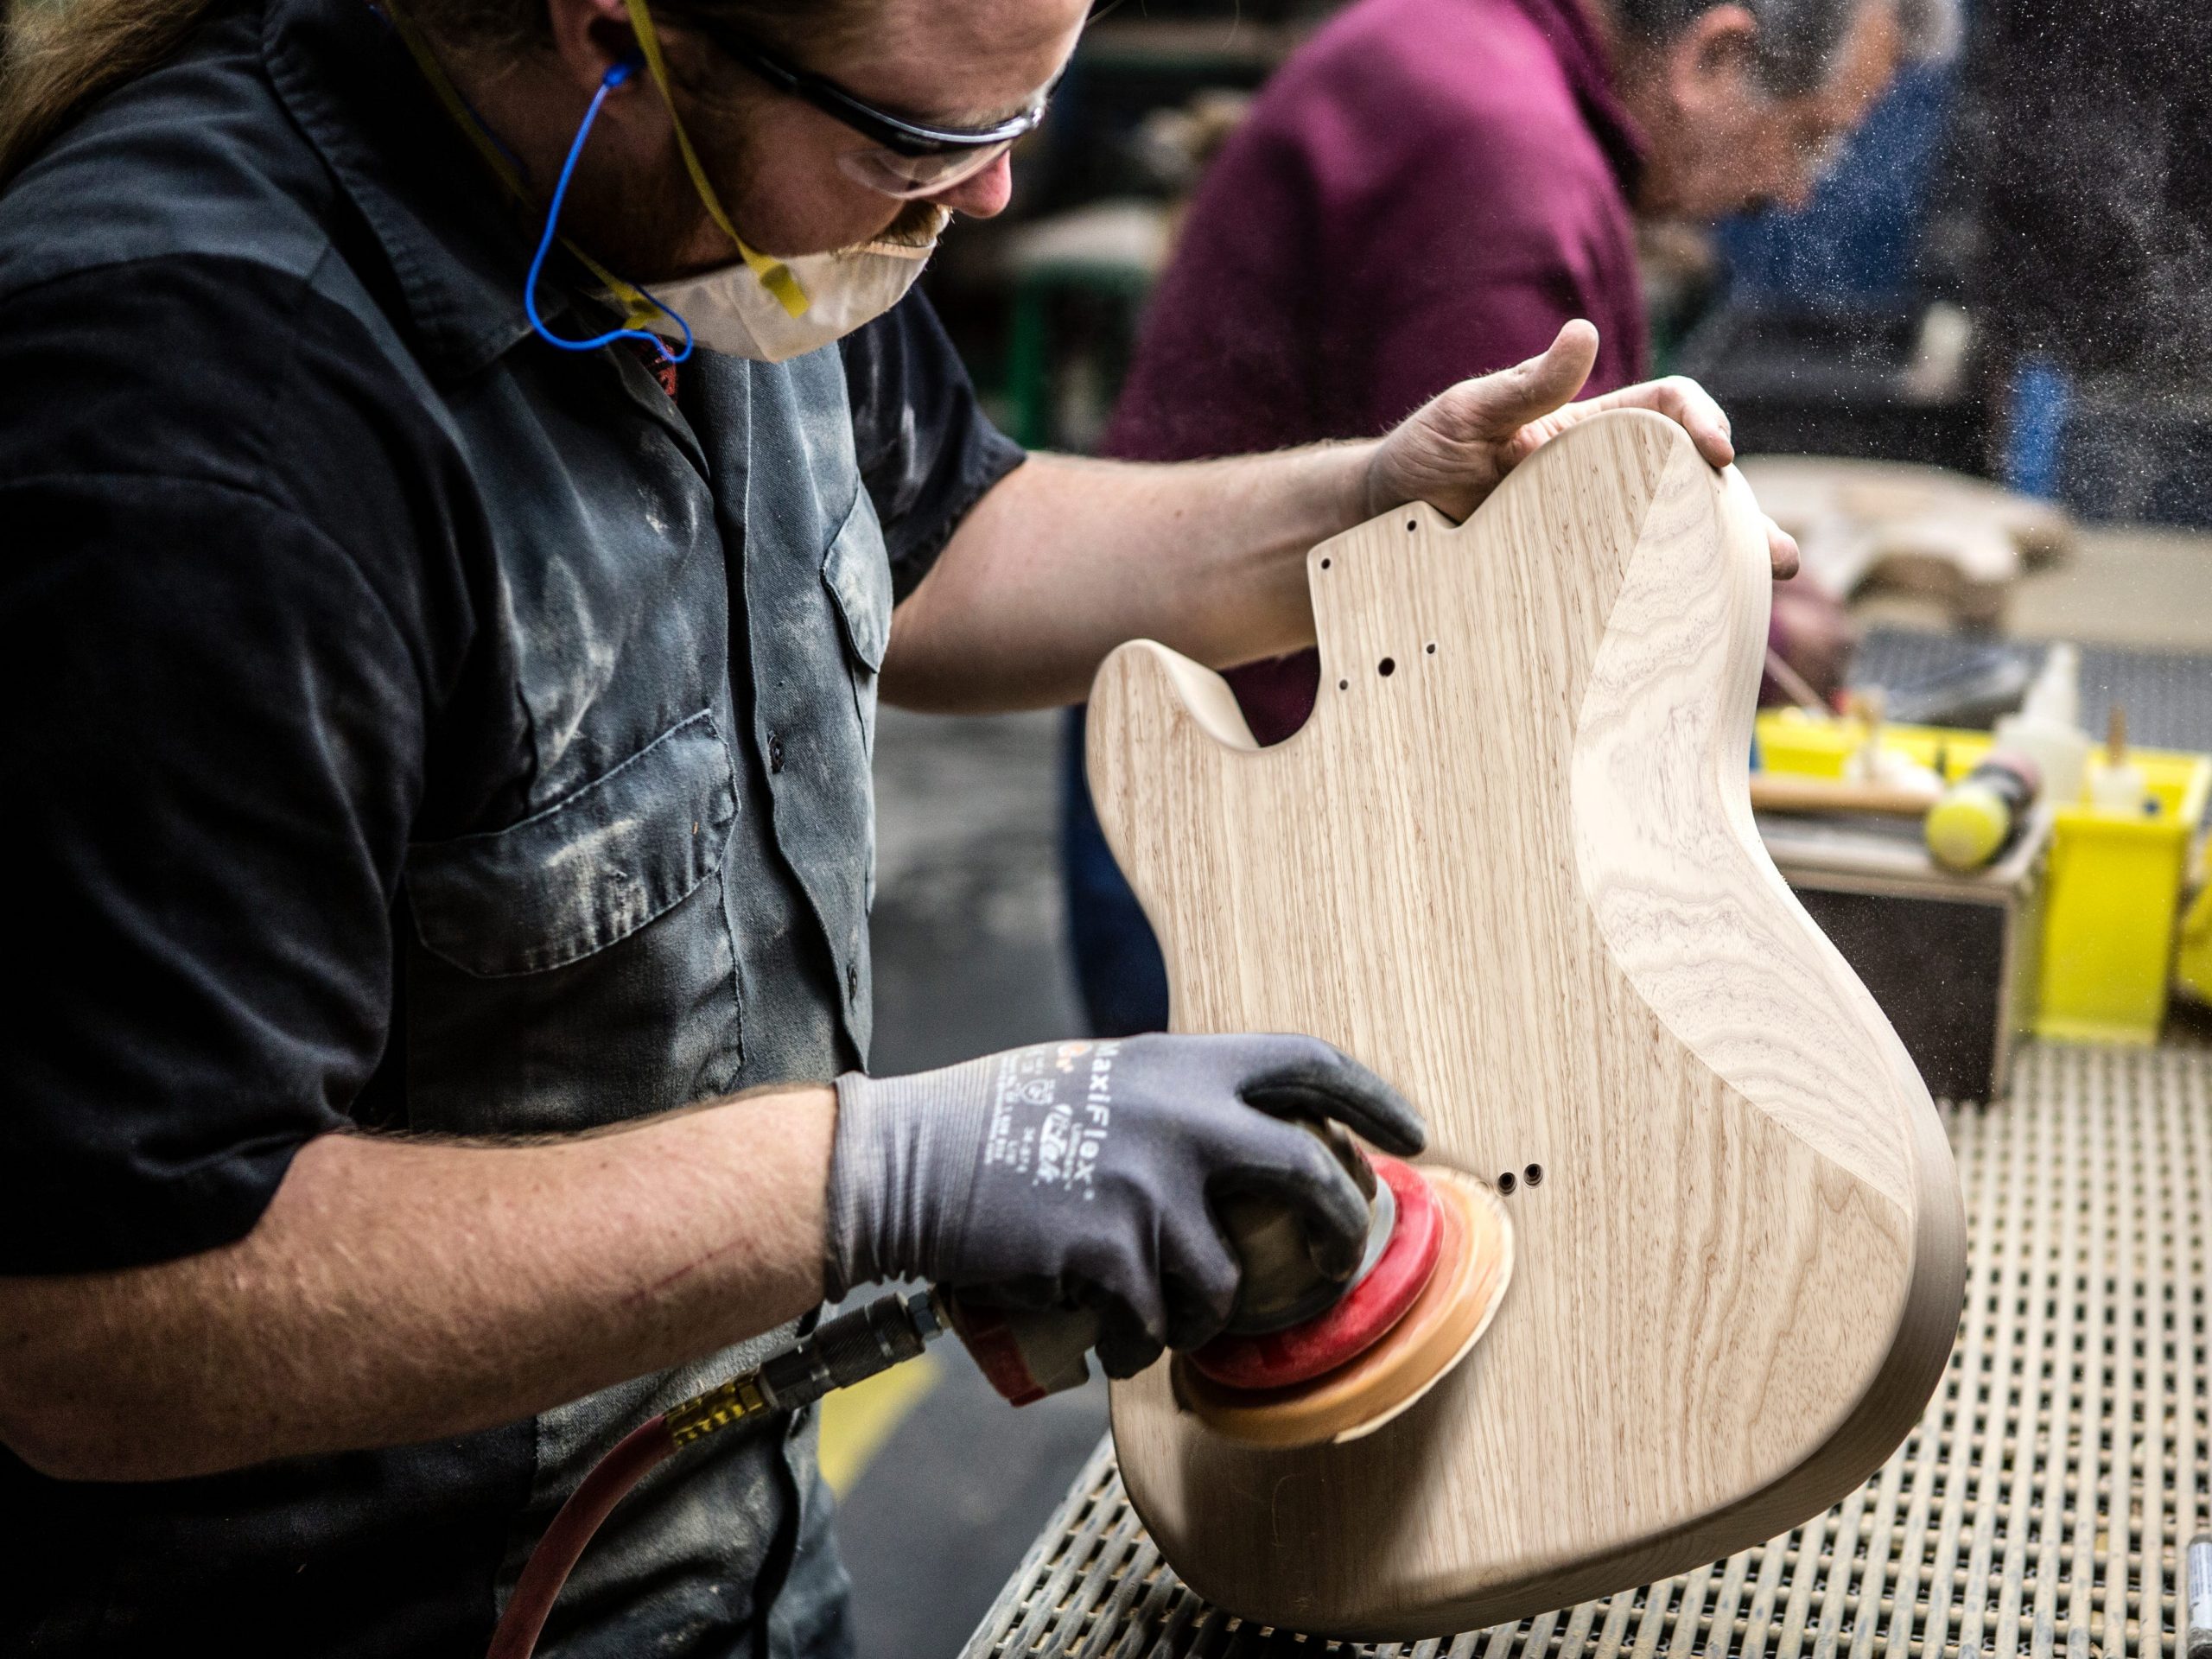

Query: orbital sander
<box><xmin>1175</xmin><ymin>1150</ymin><xmax>1512</xmax><ymax>1447</ymax></box>
<box><xmin>486</xmin><ymin>1126</ymin><xmax>1511</xmax><ymax>1659</ymax></box>
<box><xmin>952</xmin><ymin>1126</ymin><xmax>1512</xmax><ymax>1446</ymax></box>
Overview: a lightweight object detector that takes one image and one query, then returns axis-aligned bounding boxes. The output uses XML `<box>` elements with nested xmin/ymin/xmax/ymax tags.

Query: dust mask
<box><xmin>615</xmin><ymin>0</ymin><xmax>944</xmax><ymax>362</ymax></box>
<box><xmin>383</xmin><ymin>0</ymin><xmax>940</xmax><ymax>366</ymax></box>
<box><xmin>639</xmin><ymin>213</ymin><xmax>945</xmax><ymax>363</ymax></box>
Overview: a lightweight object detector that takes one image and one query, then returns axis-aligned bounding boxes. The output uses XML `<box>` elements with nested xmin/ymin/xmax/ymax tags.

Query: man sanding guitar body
<box><xmin>0</xmin><ymin>0</ymin><xmax>1794</xmax><ymax>1649</ymax></box>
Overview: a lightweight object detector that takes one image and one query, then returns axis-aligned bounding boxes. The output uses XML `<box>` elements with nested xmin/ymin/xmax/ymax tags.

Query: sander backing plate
<box><xmin>1188</xmin><ymin>1156</ymin><xmax>1444</xmax><ymax>1390</ymax></box>
<box><xmin>1171</xmin><ymin>1167</ymin><xmax>1512</xmax><ymax>1449</ymax></box>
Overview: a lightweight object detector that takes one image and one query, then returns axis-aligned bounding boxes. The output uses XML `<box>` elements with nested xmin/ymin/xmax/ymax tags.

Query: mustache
<box><xmin>870</xmin><ymin>200</ymin><xmax>950</xmax><ymax>247</ymax></box>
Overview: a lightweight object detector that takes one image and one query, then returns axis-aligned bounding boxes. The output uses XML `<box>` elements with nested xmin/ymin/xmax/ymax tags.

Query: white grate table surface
<box><xmin>1850</xmin><ymin>630</ymin><xmax>2212</xmax><ymax>760</ymax></box>
<box><xmin>960</xmin><ymin>1045</ymin><xmax>2211</xmax><ymax>1659</ymax></box>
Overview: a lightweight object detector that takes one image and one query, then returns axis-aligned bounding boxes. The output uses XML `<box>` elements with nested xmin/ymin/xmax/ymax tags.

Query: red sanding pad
<box><xmin>1188</xmin><ymin>1156</ymin><xmax>1443</xmax><ymax>1390</ymax></box>
<box><xmin>1174</xmin><ymin>1168</ymin><xmax>1511</xmax><ymax>1447</ymax></box>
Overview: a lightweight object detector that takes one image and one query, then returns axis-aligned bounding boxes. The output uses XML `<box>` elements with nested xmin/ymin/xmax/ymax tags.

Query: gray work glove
<box><xmin>824</xmin><ymin>1033</ymin><xmax>1427</xmax><ymax>1378</ymax></box>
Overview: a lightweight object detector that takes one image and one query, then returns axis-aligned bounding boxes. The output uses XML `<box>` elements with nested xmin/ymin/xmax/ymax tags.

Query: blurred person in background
<box><xmin>1065</xmin><ymin>0</ymin><xmax>1960</xmax><ymax>1037</ymax></box>
<box><xmin>1950</xmin><ymin>0</ymin><xmax>2212</xmax><ymax>523</ymax></box>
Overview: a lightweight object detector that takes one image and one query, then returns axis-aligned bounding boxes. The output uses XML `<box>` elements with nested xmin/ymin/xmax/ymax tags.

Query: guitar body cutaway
<box><xmin>1088</xmin><ymin>410</ymin><xmax>1966</xmax><ymax>1640</ymax></box>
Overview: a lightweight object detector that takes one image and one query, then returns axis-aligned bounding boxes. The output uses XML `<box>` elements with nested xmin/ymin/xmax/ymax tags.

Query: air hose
<box><xmin>486</xmin><ymin>1290</ymin><xmax>943</xmax><ymax>1659</ymax></box>
<box><xmin>486</xmin><ymin>1129</ymin><xmax>1394</xmax><ymax>1656</ymax></box>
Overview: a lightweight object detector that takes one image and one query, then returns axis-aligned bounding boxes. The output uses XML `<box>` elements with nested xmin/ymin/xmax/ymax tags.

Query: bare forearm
<box><xmin>0</xmin><ymin>1085</ymin><xmax>836</xmax><ymax>1482</ymax></box>
<box><xmin>879</xmin><ymin>327</ymin><xmax>1786</xmax><ymax>716</ymax></box>
<box><xmin>882</xmin><ymin>445</ymin><xmax>1371</xmax><ymax>713</ymax></box>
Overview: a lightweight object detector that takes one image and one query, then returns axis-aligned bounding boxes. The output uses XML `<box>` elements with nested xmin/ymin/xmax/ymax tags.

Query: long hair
<box><xmin>0</xmin><ymin>0</ymin><xmax>857</xmax><ymax>192</ymax></box>
<box><xmin>0</xmin><ymin>0</ymin><xmax>226</xmax><ymax>185</ymax></box>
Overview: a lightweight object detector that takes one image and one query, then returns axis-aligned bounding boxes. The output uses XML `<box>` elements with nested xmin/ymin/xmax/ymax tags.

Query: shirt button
<box><xmin>846</xmin><ymin>962</ymin><xmax>860</xmax><ymax>1001</ymax></box>
<box><xmin>767</xmin><ymin>733</ymin><xmax>785</xmax><ymax>774</ymax></box>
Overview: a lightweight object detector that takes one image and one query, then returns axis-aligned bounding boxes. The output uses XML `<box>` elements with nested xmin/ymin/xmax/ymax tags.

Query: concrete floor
<box><xmin>832</xmin><ymin>703</ymin><xmax>1108</xmax><ymax>1659</ymax></box>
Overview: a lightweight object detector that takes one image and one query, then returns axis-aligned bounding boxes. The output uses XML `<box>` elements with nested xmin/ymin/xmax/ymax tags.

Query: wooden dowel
<box><xmin>1750</xmin><ymin>772</ymin><xmax>1941</xmax><ymax>817</ymax></box>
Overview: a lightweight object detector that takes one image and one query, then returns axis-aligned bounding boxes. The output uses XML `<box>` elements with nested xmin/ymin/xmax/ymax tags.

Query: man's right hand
<box><xmin>1362</xmin><ymin>321</ymin><xmax>1802</xmax><ymax>579</ymax></box>
<box><xmin>823</xmin><ymin>1033</ymin><xmax>1427</xmax><ymax>1377</ymax></box>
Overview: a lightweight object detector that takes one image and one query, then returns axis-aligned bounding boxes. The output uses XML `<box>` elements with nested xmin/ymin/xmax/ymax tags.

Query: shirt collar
<box><xmin>1510</xmin><ymin>0</ymin><xmax>1649</xmax><ymax>201</ymax></box>
<box><xmin>262</xmin><ymin>0</ymin><xmax>545</xmax><ymax>379</ymax></box>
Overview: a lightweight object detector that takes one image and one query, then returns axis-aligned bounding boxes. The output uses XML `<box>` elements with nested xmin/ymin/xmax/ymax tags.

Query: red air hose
<box><xmin>482</xmin><ymin>1291</ymin><xmax>944</xmax><ymax>1659</ymax></box>
<box><xmin>486</xmin><ymin>1414</ymin><xmax>675</xmax><ymax>1659</ymax></box>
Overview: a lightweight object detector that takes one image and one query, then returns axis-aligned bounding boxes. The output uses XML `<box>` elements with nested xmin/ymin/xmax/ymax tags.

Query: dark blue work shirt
<box><xmin>0</xmin><ymin>0</ymin><xmax>1023</xmax><ymax>1649</ymax></box>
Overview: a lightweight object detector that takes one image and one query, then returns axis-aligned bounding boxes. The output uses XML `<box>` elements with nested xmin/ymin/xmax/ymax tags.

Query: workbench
<box><xmin>1855</xmin><ymin>521</ymin><xmax>2212</xmax><ymax>653</ymax></box>
<box><xmin>960</xmin><ymin>1039</ymin><xmax>2209</xmax><ymax>1658</ymax></box>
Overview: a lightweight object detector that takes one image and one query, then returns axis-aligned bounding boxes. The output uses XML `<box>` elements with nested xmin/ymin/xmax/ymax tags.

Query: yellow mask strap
<box><xmin>382</xmin><ymin>0</ymin><xmax>669</xmax><ymax>334</ymax></box>
<box><xmin>620</xmin><ymin>0</ymin><xmax>811</xmax><ymax>318</ymax></box>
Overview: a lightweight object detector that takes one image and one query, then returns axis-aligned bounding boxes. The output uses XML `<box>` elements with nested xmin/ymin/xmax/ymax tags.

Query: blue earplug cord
<box><xmin>523</xmin><ymin>53</ymin><xmax>695</xmax><ymax>361</ymax></box>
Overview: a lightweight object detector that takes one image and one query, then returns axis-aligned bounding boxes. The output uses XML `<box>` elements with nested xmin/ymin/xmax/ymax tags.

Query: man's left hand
<box><xmin>1362</xmin><ymin>320</ymin><xmax>1801</xmax><ymax>578</ymax></box>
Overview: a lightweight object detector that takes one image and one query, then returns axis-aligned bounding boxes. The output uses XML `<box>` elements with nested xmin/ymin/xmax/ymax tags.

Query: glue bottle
<box><xmin>1992</xmin><ymin>642</ymin><xmax>2088</xmax><ymax>803</ymax></box>
<box><xmin>1843</xmin><ymin>688</ymin><xmax>1943</xmax><ymax>794</ymax></box>
<box><xmin>2085</xmin><ymin>704</ymin><xmax>2152</xmax><ymax>816</ymax></box>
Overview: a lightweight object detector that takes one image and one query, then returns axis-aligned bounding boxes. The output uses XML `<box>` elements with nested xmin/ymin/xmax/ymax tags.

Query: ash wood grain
<box><xmin>1087</xmin><ymin>411</ymin><xmax>1967</xmax><ymax>1641</ymax></box>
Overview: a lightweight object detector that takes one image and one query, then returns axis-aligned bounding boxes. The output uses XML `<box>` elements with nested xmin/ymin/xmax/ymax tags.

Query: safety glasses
<box><xmin>696</xmin><ymin>22</ymin><xmax>1052</xmax><ymax>200</ymax></box>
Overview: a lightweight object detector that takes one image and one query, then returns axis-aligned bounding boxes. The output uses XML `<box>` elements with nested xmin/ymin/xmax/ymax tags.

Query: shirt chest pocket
<box><xmin>820</xmin><ymin>490</ymin><xmax>892</xmax><ymax>760</ymax></box>
<box><xmin>405</xmin><ymin>711</ymin><xmax>738</xmax><ymax>978</ymax></box>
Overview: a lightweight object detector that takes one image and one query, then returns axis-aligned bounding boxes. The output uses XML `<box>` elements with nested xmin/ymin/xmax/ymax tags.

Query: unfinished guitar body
<box><xmin>1738</xmin><ymin>454</ymin><xmax>2073</xmax><ymax>631</ymax></box>
<box><xmin>1088</xmin><ymin>411</ymin><xmax>1966</xmax><ymax>1640</ymax></box>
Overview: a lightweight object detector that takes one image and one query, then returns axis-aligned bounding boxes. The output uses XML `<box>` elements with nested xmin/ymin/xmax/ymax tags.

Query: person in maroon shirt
<box><xmin>1067</xmin><ymin>0</ymin><xmax>1955</xmax><ymax>1033</ymax></box>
